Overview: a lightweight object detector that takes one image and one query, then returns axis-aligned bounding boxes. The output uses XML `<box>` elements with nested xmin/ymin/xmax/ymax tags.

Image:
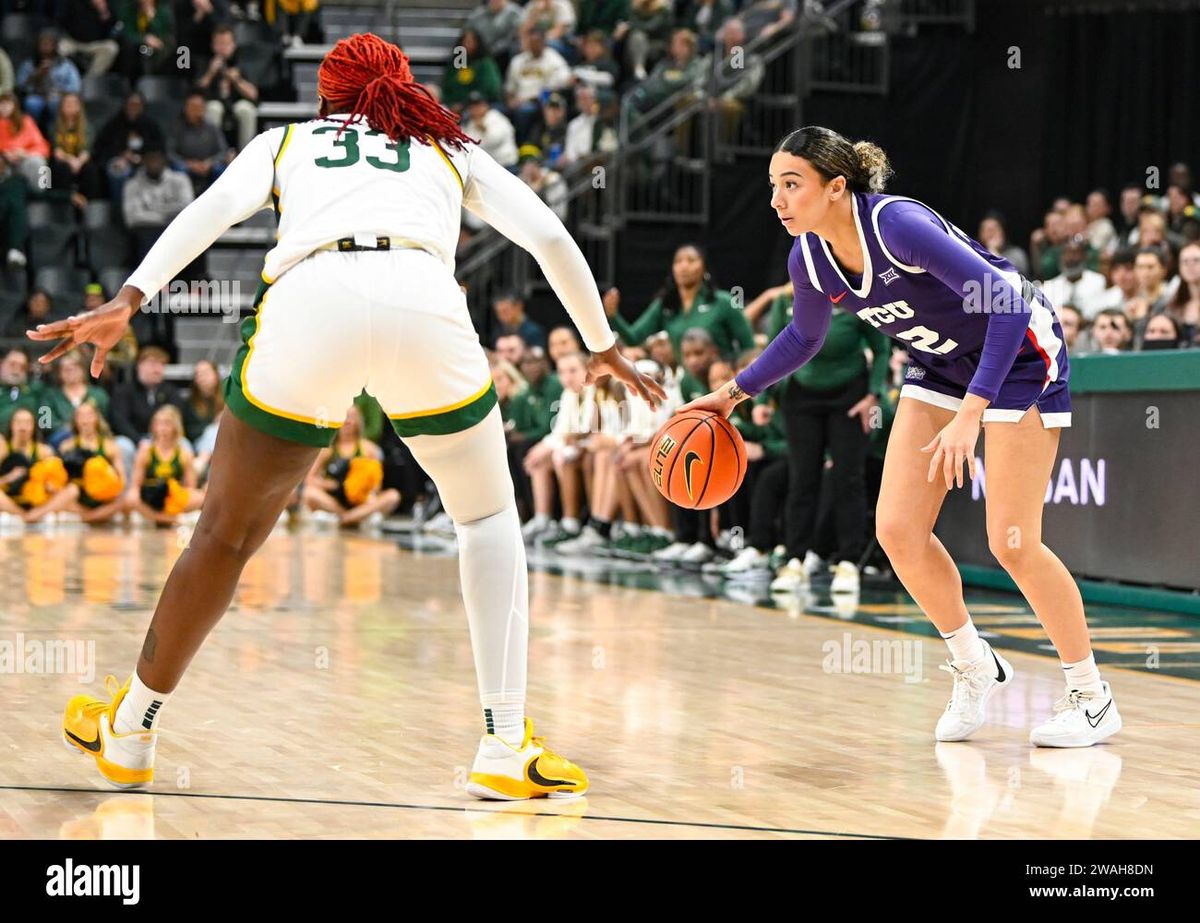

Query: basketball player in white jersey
<box><xmin>35</xmin><ymin>34</ymin><xmax>665</xmax><ymax>799</ymax></box>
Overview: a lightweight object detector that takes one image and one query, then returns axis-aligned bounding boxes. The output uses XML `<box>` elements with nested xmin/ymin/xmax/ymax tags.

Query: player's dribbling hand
<box><xmin>26</xmin><ymin>285</ymin><xmax>143</xmax><ymax>377</ymax></box>
<box><xmin>586</xmin><ymin>344</ymin><xmax>668</xmax><ymax>410</ymax></box>
<box><xmin>921</xmin><ymin>410</ymin><xmax>981</xmax><ymax>489</ymax></box>
<box><xmin>678</xmin><ymin>379</ymin><xmax>748</xmax><ymax>419</ymax></box>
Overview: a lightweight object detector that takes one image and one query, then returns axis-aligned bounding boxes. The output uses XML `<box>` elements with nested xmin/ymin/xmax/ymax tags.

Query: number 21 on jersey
<box><xmin>896</xmin><ymin>325</ymin><xmax>959</xmax><ymax>355</ymax></box>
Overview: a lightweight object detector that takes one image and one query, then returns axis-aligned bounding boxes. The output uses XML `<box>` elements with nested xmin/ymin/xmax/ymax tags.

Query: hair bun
<box><xmin>853</xmin><ymin>141</ymin><xmax>893</xmax><ymax>193</ymax></box>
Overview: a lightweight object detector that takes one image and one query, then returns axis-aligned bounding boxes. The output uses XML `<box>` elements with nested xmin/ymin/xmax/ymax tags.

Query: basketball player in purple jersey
<box><xmin>683</xmin><ymin>127</ymin><xmax>1120</xmax><ymax>748</ymax></box>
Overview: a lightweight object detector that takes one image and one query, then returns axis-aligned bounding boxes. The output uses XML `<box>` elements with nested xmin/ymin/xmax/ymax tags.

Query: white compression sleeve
<box><xmin>124</xmin><ymin>129</ymin><xmax>279</xmax><ymax>301</ymax></box>
<box><xmin>461</xmin><ymin>146</ymin><xmax>616</xmax><ymax>354</ymax></box>
<box><xmin>401</xmin><ymin>406</ymin><xmax>527</xmax><ymax>706</ymax></box>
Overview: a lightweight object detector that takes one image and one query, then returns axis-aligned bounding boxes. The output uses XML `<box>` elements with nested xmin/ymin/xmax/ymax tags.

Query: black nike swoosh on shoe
<box><xmin>65</xmin><ymin>729</ymin><xmax>102</xmax><ymax>753</ymax></box>
<box><xmin>990</xmin><ymin>648</ymin><xmax>1007</xmax><ymax>683</ymax></box>
<box><xmin>528</xmin><ymin>756</ymin><xmax>576</xmax><ymax>788</ymax></box>
<box><xmin>1085</xmin><ymin>699</ymin><xmax>1112</xmax><ymax>728</ymax></box>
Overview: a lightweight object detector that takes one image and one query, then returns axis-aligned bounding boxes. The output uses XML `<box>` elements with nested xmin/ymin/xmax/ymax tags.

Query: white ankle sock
<box><xmin>484</xmin><ymin>704</ymin><xmax>525</xmax><ymax>747</ymax></box>
<box><xmin>1062</xmin><ymin>653</ymin><xmax>1104</xmax><ymax>696</ymax></box>
<box><xmin>114</xmin><ymin>671</ymin><xmax>170</xmax><ymax>735</ymax></box>
<box><xmin>941</xmin><ymin>618</ymin><xmax>986</xmax><ymax>666</ymax></box>
<box><xmin>560</xmin><ymin>517</ymin><xmax>580</xmax><ymax>534</ymax></box>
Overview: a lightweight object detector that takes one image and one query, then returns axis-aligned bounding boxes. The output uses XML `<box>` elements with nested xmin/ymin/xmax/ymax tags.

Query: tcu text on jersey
<box><xmin>855</xmin><ymin>299</ymin><xmax>960</xmax><ymax>356</ymax></box>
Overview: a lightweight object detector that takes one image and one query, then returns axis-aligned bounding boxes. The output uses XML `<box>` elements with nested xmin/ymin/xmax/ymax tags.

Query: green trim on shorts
<box><xmin>388</xmin><ymin>383</ymin><xmax>498</xmax><ymax>438</ymax></box>
<box><xmin>222</xmin><ymin>279</ymin><xmax>339</xmax><ymax>449</ymax></box>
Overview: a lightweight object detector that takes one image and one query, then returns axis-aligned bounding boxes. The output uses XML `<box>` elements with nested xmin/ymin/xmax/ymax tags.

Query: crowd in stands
<box><xmin>979</xmin><ymin>173</ymin><xmax>1200</xmax><ymax>353</ymax></box>
<box><xmin>443</xmin><ymin>0</ymin><xmax>787</xmax><ymax>245</ymax></box>
<box><xmin>2</xmin><ymin>2</ymin><xmax>1197</xmax><ymax>598</ymax></box>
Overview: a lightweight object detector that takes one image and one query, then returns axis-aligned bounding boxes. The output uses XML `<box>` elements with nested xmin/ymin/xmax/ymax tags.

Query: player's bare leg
<box><xmin>985</xmin><ymin>408</ymin><xmax>1120</xmax><ymax>747</ymax></box>
<box><xmin>63</xmin><ymin>412</ymin><xmax>321</xmax><ymax>786</ymax></box>
<box><xmin>877</xmin><ymin>397</ymin><xmax>1012</xmax><ymax>742</ymax></box>
<box><xmin>875</xmin><ymin>398</ymin><xmax>964</xmax><ymax>628</ymax></box>
<box><xmin>338</xmin><ymin>488</ymin><xmax>401</xmax><ymax>526</ymax></box>
<box><xmin>983</xmin><ymin>409</ymin><xmax>1085</xmax><ymax>656</ymax></box>
<box><xmin>552</xmin><ymin>454</ymin><xmax>584</xmax><ymax>523</ymax></box>
<box><xmin>303</xmin><ymin>484</ymin><xmax>343</xmax><ymax>514</ymax></box>
<box><xmin>138</xmin><ymin>413</ymin><xmax>318</xmax><ymax>690</ymax></box>
<box><xmin>23</xmin><ymin>484</ymin><xmax>80</xmax><ymax>522</ymax></box>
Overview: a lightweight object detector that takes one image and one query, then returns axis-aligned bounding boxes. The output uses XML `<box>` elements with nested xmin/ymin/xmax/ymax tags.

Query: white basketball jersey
<box><xmin>125</xmin><ymin>110</ymin><xmax>616</xmax><ymax>354</ymax></box>
<box><xmin>263</xmin><ymin>113</ymin><xmax>470</xmax><ymax>282</ymax></box>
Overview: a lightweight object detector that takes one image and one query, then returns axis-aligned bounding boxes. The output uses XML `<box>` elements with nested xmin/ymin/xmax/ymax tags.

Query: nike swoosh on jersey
<box><xmin>830</xmin><ymin>291</ymin><xmax>848</xmax><ymax>304</ymax></box>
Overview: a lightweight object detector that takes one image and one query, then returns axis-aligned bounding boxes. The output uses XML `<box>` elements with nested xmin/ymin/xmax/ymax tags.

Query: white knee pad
<box><xmin>402</xmin><ymin>405</ymin><xmax>515</xmax><ymax>524</ymax></box>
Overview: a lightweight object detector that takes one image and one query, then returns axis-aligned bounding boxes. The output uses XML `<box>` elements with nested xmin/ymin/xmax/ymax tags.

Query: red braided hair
<box><xmin>317</xmin><ymin>33</ymin><xmax>474</xmax><ymax>150</ymax></box>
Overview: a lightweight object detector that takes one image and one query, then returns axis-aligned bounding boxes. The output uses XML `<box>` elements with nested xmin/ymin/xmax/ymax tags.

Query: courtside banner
<box><xmin>936</xmin><ymin>390</ymin><xmax>1200</xmax><ymax>592</ymax></box>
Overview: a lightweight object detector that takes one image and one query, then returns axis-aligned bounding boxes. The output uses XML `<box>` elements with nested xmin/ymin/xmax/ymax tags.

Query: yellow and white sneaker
<box><xmin>466</xmin><ymin>718</ymin><xmax>588</xmax><ymax>800</ymax></box>
<box><xmin>63</xmin><ymin>674</ymin><xmax>156</xmax><ymax>790</ymax></box>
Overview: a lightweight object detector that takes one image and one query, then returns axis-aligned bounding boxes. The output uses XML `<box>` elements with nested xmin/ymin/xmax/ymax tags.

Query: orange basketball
<box><xmin>648</xmin><ymin>410</ymin><xmax>747</xmax><ymax>510</ymax></box>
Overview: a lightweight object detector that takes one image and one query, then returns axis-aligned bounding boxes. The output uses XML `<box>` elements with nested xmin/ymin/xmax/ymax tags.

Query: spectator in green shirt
<box><xmin>604</xmin><ymin>243</ymin><xmax>755</xmax><ymax>359</ymax></box>
<box><xmin>651</xmin><ymin>327</ymin><xmax>720</xmax><ymax>564</ymax></box>
<box><xmin>576</xmin><ymin>0</ymin><xmax>632</xmax><ymax>39</ymax></box>
<box><xmin>624</xmin><ymin>0</ymin><xmax>675</xmax><ymax>81</ymax></box>
<box><xmin>0</xmin><ymin>348</ymin><xmax>46</xmax><ymax>435</ymax></box>
<box><xmin>681</xmin><ymin>0</ymin><xmax>735</xmax><ymax>50</ymax></box>
<box><xmin>762</xmin><ymin>287</ymin><xmax>891</xmax><ymax>594</ymax></box>
<box><xmin>117</xmin><ymin>0</ymin><xmax>175</xmax><ymax>76</ymax></box>
<box><xmin>180</xmin><ymin>358</ymin><xmax>223</xmax><ymax>445</ymax></box>
<box><xmin>518</xmin><ymin>346</ymin><xmax>564</xmax><ymax>416</ymax></box>
<box><xmin>43</xmin><ymin>350</ymin><xmax>111</xmax><ymax>444</ymax></box>
<box><xmin>624</xmin><ymin>28</ymin><xmax>707</xmax><ymax>118</ymax></box>
<box><xmin>715</xmin><ymin>351</ymin><xmax>791</xmax><ymax>570</ymax></box>
<box><xmin>441</xmin><ymin>28</ymin><xmax>504</xmax><ymax>113</ymax></box>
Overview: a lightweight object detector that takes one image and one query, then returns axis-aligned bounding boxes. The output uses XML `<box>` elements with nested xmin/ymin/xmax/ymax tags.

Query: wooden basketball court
<box><xmin>1</xmin><ymin>525</ymin><xmax>1197</xmax><ymax>839</ymax></box>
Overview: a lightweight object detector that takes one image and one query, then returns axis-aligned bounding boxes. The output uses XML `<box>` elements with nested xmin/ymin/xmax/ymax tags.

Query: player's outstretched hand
<box><xmin>26</xmin><ymin>285</ymin><xmax>143</xmax><ymax>378</ymax></box>
<box><xmin>586</xmin><ymin>344</ymin><xmax>668</xmax><ymax>411</ymax></box>
<box><xmin>677</xmin><ymin>379</ymin><xmax>749</xmax><ymax>419</ymax></box>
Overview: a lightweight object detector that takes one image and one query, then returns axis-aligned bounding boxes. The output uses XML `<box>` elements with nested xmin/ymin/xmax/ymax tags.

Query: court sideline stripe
<box><xmin>0</xmin><ymin>785</ymin><xmax>906</xmax><ymax>839</ymax></box>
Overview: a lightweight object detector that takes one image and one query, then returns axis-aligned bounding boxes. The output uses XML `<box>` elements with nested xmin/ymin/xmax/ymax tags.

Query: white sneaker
<box><xmin>651</xmin><ymin>541</ymin><xmax>691</xmax><ymax>563</ymax></box>
<box><xmin>935</xmin><ymin>641</ymin><xmax>1014</xmax><ymax>742</ymax></box>
<box><xmin>715</xmin><ymin>529</ymin><xmax>734</xmax><ymax>552</ymax></box>
<box><xmin>717</xmin><ymin>546</ymin><xmax>770</xmax><ymax>577</ymax></box>
<box><xmin>7</xmin><ymin>248</ymin><xmax>26</xmax><ymax>268</ymax></box>
<box><xmin>830</xmin><ymin>560</ymin><xmax>860</xmax><ymax>593</ymax></box>
<box><xmin>770</xmin><ymin>557</ymin><xmax>809</xmax><ymax>592</ymax></box>
<box><xmin>521</xmin><ymin>517</ymin><xmax>551</xmax><ymax>542</ymax></box>
<box><xmin>678</xmin><ymin>542</ymin><xmax>715</xmax><ymax>565</ymax></box>
<box><xmin>554</xmin><ymin>525</ymin><xmax>607</xmax><ymax>556</ymax></box>
<box><xmin>1029</xmin><ymin>682</ymin><xmax>1121</xmax><ymax>748</ymax></box>
<box><xmin>423</xmin><ymin>511</ymin><xmax>456</xmax><ymax>537</ymax></box>
<box><xmin>310</xmin><ymin>510</ymin><xmax>339</xmax><ymax>527</ymax></box>
<box><xmin>362</xmin><ymin>511</ymin><xmax>385</xmax><ymax>530</ymax></box>
<box><xmin>803</xmin><ymin>550</ymin><xmax>825</xmax><ymax>576</ymax></box>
